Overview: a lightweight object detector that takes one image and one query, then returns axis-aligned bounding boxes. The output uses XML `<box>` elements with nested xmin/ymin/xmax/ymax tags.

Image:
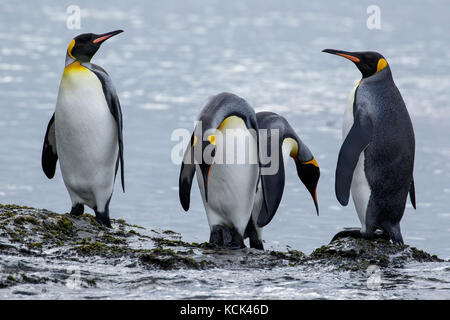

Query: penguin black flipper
<box><xmin>335</xmin><ymin>110</ymin><xmax>373</xmax><ymax>206</ymax></box>
<box><xmin>42</xmin><ymin>113</ymin><xmax>58</xmax><ymax>179</ymax></box>
<box><xmin>409</xmin><ymin>177</ymin><xmax>416</xmax><ymax>209</ymax></box>
<box><xmin>85</xmin><ymin>63</ymin><xmax>125</xmax><ymax>192</ymax></box>
<box><xmin>179</xmin><ymin>134</ymin><xmax>196</xmax><ymax>211</ymax></box>
<box><xmin>256</xmin><ymin>112</ymin><xmax>320</xmax><ymax>227</ymax></box>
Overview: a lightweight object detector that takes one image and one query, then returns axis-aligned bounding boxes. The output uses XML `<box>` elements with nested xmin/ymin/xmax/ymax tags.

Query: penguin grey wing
<box><xmin>179</xmin><ymin>134</ymin><xmax>196</xmax><ymax>211</ymax></box>
<box><xmin>42</xmin><ymin>113</ymin><xmax>58</xmax><ymax>179</ymax></box>
<box><xmin>256</xmin><ymin>122</ymin><xmax>286</xmax><ymax>227</ymax></box>
<box><xmin>409</xmin><ymin>177</ymin><xmax>416</xmax><ymax>209</ymax></box>
<box><xmin>335</xmin><ymin>109</ymin><xmax>373</xmax><ymax>206</ymax></box>
<box><xmin>86</xmin><ymin>63</ymin><xmax>125</xmax><ymax>192</ymax></box>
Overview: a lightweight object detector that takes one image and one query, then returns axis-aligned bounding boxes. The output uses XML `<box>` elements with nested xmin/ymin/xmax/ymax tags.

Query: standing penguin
<box><xmin>322</xmin><ymin>49</ymin><xmax>415</xmax><ymax>244</ymax></box>
<box><xmin>245</xmin><ymin>112</ymin><xmax>320</xmax><ymax>250</ymax></box>
<box><xmin>42</xmin><ymin>31</ymin><xmax>125</xmax><ymax>227</ymax></box>
<box><xmin>179</xmin><ymin>93</ymin><xmax>261</xmax><ymax>249</ymax></box>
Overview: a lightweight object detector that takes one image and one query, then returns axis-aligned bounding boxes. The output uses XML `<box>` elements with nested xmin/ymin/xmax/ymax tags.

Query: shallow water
<box><xmin>1</xmin><ymin>256</ymin><xmax>448</xmax><ymax>300</ymax></box>
<box><xmin>0</xmin><ymin>0</ymin><xmax>449</xmax><ymax>298</ymax></box>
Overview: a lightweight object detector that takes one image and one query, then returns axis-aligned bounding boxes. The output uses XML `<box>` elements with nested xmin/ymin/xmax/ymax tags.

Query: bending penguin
<box><xmin>322</xmin><ymin>49</ymin><xmax>415</xmax><ymax>244</ymax></box>
<box><xmin>42</xmin><ymin>31</ymin><xmax>125</xmax><ymax>227</ymax></box>
<box><xmin>245</xmin><ymin>112</ymin><xmax>320</xmax><ymax>250</ymax></box>
<box><xmin>179</xmin><ymin>93</ymin><xmax>320</xmax><ymax>249</ymax></box>
<box><xmin>179</xmin><ymin>93</ymin><xmax>263</xmax><ymax>249</ymax></box>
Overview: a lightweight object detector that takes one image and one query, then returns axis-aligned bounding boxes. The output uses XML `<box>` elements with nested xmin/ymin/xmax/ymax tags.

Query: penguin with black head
<box><xmin>42</xmin><ymin>31</ymin><xmax>125</xmax><ymax>227</ymax></box>
<box><xmin>245</xmin><ymin>111</ymin><xmax>320</xmax><ymax>250</ymax></box>
<box><xmin>322</xmin><ymin>49</ymin><xmax>415</xmax><ymax>244</ymax></box>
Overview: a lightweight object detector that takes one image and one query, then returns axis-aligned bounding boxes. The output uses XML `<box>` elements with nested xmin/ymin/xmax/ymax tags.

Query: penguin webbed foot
<box><xmin>330</xmin><ymin>228</ymin><xmax>363</xmax><ymax>243</ymax></box>
<box><xmin>209</xmin><ymin>225</ymin><xmax>245</xmax><ymax>250</ymax></box>
<box><xmin>70</xmin><ymin>203</ymin><xmax>84</xmax><ymax>217</ymax></box>
<box><xmin>95</xmin><ymin>211</ymin><xmax>112</xmax><ymax>228</ymax></box>
<box><xmin>244</xmin><ymin>219</ymin><xmax>264</xmax><ymax>250</ymax></box>
<box><xmin>380</xmin><ymin>224</ymin><xmax>404</xmax><ymax>245</ymax></box>
<box><xmin>332</xmin><ymin>227</ymin><xmax>401</xmax><ymax>244</ymax></box>
<box><xmin>249</xmin><ymin>238</ymin><xmax>264</xmax><ymax>250</ymax></box>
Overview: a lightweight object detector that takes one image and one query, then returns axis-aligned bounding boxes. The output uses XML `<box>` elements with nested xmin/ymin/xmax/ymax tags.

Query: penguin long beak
<box><xmin>311</xmin><ymin>189</ymin><xmax>319</xmax><ymax>216</ymax></box>
<box><xmin>322</xmin><ymin>49</ymin><xmax>360</xmax><ymax>63</ymax></box>
<box><xmin>93</xmin><ymin>30</ymin><xmax>124</xmax><ymax>44</ymax></box>
<box><xmin>297</xmin><ymin>160</ymin><xmax>320</xmax><ymax>216</ymax></box>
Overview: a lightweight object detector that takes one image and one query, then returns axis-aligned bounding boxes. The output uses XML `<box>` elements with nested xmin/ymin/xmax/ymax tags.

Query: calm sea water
<box><xmin>0</xmin><ymin>0</ymin><xmax>449</xmax><ymax>298</ymax></box>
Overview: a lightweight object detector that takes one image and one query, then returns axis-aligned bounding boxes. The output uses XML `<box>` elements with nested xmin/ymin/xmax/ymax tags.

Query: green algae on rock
<box><xmin>309</xmin><ymin>237</ymin><xmax>443</xmax><ymax>271</ymax></box>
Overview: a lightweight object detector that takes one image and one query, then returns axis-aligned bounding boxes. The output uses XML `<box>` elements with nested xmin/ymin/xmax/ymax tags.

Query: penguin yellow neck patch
<box><xmin>218</xmin><ymin>116</ymin><xmax>246</xmax><ymax>131</ymax></box>
<box><xmin>376</xmin><ymin>58</ymin><xmax>388</xmax><ymax>73</ymax></box>
<box><xmin>63</xmin><ymin>61</ymin><xmax>88</xmax><ymax>75</ymax></box>
<box><xmin>67</xmin><ymin>39</ymin><xmax>76</xmax><ymax>60</ymax></box>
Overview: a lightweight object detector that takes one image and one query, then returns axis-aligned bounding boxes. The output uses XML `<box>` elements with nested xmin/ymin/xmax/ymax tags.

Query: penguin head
<box><xmin>192</xmin><ymin>117</ymin><xmax>217</xmax><ymax>202</ymax></box>
<box><xmin>67</xmin><ymin>30</ymin><xmax>123</xmax><ymax>62</ymax></box>
<box><xmin>322</xmin><ymin>49</ymin><xmax>388</xmax><ymax>78</ymax></box>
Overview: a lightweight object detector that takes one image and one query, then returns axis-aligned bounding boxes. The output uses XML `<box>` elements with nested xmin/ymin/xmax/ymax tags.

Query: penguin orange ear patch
<box><xmin>207</xmin><ymin>135</ymin><xmax>216</xmax><ymax>146</ymax></box>
<box><xmin>376</xmin><ymin>58</ymin><xmax>388</xmax><ymax>73</ymax></box>
<box><xmin>337</xmin><ymin>53</ymin><xmax>360</xmax><ymax>63</ymax></box>
<box><xmin>67</xmin><ymin>39</ymin><xmax>76</xmax><ymax>59</ymax></box>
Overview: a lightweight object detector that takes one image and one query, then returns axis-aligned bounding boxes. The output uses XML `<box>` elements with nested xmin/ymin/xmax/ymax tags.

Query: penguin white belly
<box><xmin>197</xmin><ymin>117</ymin><xmax>259</xmax><ymax>236</ymax></box>
<box><xmin>55</xmin><ymin>64</ymin><xmax>118</xmax><ymax>210</ymax></box>
<box><xmin>343</xmin><ymin>82</ymin><xmax>370</xmax><ymax>231</ymax></box>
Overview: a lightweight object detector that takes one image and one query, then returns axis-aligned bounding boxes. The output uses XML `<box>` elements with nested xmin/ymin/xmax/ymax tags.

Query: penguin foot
<box><xmin>70</xmin><ymin>203</ymin><xmax>84</xmax><ymax>217</ymax></box>
<box><xmin>209</xmin><ymin>225</ymin><xmax>245</xmax><ymax>250</ymax></box>
<box><xmin>249</xmin><ymin>238</ymin><xmax>264</xmax><ymax>250</ymax></box>
<box><xmin>225</xmin><ymin>227</ymin><xmax>245</xmax><ymax>250</ymax></box>
<box><xmin>209</xmin><ymin>225</ymin><xmax>225</xmax><ymax>247</ymax></box>
<box><xmin>244</xmin><ymin>219</ymin><xmax>264</xmax><ymax>250</ymax></box>
<box><xmin>330</xmin><ymin>228</ymin><xmax>362</xmax><ymax>243</ymax></box>
<box><xmin>95</xmin><ymin>212</ymin><xmax>112</xmax><ymax>228</ymax></box>
<box><xmin>333</xmin><ymin>228</ymin><xmax>397</xmax><ymax>243</ymax></box>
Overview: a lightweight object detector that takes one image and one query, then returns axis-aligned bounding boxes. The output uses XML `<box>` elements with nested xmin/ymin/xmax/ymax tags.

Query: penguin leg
<box><xmin>382</xmin><ymin>223</ymin><xmax>404</xmax><ymax>245</ymax></box>
<box><xmin>209</xmin><ymin>225</ymin><xmax>225</xmax><ymax>247</ymax></box>
<box><xmin>224</xmin><ymin>227</ymin><xmax>245</xmax><ymax>250</ymax></box>
<box><xmin>244</xmin><ymin>219</ymin><xmax>264</xmax><ymax>250</ymax></box>
<box><xmin>94</xmin><ymin>198</ymin><xmax>112</xmax><ymax>228</ymax></box>
<box><xmin>70</xmin><ymin>203</ymin><xmax>84</xmax><ymax>217</ymax></box>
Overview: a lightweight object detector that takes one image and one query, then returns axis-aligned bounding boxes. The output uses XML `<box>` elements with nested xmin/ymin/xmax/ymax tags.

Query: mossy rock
<box><xmin>309</xmin><ymin>237</ymin><xmax>443</xmax><ymax>271</ymax></box>
<box><xmin>0</xmin><ymin>203</ymin><xmax>445</xmax><ymax>277</ymax></box>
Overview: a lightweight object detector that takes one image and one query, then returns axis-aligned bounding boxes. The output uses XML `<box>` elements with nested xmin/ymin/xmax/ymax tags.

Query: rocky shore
<box><xmin>0</xmin><ymin>203</ymin><xmax>445</xmax><ymax>291</ymax></box>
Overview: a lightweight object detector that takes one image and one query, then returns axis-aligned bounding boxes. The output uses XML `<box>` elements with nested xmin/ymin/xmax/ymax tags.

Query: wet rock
<box><xmin>0</xmin><ymin>203</ymin><xmax>306</xmax><ymax>281</ymax></box>
<box><xmin>309</xmin><ymin>237</ymin><xmax>443</xmax><ymax>271</ymax></box>
<box><xmin>0</xmin><ymin>203</ymin><xmax>445</xmax><ymax>289</ymax></box>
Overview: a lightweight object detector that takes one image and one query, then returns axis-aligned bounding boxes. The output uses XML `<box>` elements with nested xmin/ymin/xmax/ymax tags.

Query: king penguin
<box><xmin>322</xmin><ymin>49</ymin><xmax>415</xmax><ymax>244</ymax></box>
<box><xmin>179</xmin><ymin>92</ymin><xmax>268</xmax><ymax>249</ymax></box>
<box><xmin>244</xmin><ymin>112</ymin><xmax>320</xmax><ymax>250</ymax></box>
<box><xmin>42</xmin><ymin>30</ymin><xmax>125</xmax><ymax>227</ymax></box>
